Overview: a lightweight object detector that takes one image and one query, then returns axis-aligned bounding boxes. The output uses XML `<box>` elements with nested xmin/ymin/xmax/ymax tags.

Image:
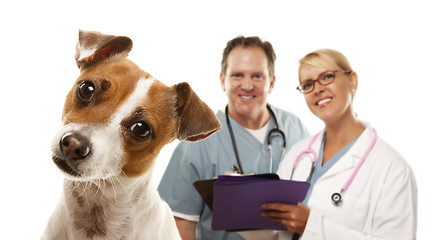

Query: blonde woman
<box><xmin>240</xmin><ymin>49</ymin><xmax>417</xmax><ymax>240</ymax></box>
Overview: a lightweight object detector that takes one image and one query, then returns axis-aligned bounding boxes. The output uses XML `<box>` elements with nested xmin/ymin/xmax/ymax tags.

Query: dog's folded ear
<box><xmin>174</xmin><ymin>82</ymin><xmax>221</xmax><ymax>142</ymax></box>
<box><xmin>75</xmin><ymin>30</ymin><xmax>133</xmax><ymax>70</ymax></box>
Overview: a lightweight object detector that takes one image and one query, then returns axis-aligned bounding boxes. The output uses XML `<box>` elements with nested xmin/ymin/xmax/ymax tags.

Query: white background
<box><xmin>0</xmin><ymin>0</ymin><xmax>445</xmax><ymax>239</ymax></box>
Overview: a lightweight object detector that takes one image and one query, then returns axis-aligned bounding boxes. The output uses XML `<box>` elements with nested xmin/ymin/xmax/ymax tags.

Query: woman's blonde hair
<box><xmin>299</xmin><ymin>49</ymin><xmax>353</xmax><ymax>72</ymax></box>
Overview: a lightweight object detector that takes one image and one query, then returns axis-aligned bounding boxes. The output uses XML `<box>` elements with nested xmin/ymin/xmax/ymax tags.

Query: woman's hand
<box><xmin>261</xmin><ymin>202</ymin><xmax>310</xmax><ymax>234</ymax></box>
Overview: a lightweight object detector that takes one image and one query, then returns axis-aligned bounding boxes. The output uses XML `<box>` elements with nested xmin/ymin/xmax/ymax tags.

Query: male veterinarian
<box><xmin>158</xmin><ymin>36</ymin><xmax>308</xmax><ymax>240</ymax></box>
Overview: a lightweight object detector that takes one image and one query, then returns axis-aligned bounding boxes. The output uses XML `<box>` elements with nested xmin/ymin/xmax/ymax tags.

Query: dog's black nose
<box><xmin>60</xmin><ymin>132</ymin><xmax>90</xmax><ymax>160</ymax></box>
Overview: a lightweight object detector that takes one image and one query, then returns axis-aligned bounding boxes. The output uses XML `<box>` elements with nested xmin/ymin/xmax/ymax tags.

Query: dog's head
<box><xmin>51</xmin><ymin>30</ymin><xmax>221</xmax><ymax>180</ymax></box>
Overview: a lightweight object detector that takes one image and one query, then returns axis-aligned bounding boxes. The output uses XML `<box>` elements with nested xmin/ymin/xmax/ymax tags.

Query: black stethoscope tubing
<box><xmin>225</xmin><ymin>104</ymin><xmax>286</xmax><ymax>174</ymax></box>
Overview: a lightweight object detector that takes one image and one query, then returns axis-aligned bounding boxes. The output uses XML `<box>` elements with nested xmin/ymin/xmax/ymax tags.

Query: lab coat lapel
<box><xmin>317</xmin><ymin>126</ymin><xmax>374</xmax><ymax>181</ymax></box>
<box><xmin>319</xmin><ymin>151</ymin><xmax>356</xmax><ymax>181</ymax></box>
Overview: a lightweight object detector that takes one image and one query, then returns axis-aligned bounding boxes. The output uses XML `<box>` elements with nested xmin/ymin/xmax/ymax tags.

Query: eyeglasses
<box><xmin>297</xmin><ymin>70</ymin><xmax>352</xmax><ymax>94</ymax></box>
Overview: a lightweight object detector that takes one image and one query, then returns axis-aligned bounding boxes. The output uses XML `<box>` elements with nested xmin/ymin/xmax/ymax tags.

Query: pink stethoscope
<box><xmin>290</xmin><ymin>128</ymin><xmax>378</xmax><ymax>205</ymax></box>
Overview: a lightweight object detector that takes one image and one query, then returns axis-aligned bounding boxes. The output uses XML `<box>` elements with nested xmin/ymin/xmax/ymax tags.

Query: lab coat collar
<box><xmin>313</xmin><ymin>121</ymin><xmax>375</xmax><ymax>180</ymax></box>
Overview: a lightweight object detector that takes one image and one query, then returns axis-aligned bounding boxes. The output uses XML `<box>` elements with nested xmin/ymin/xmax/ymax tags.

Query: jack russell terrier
<box><xmin>42</xmin><ymin>30</ymin><xmax>221</xmax><ymax>240</ymax></box>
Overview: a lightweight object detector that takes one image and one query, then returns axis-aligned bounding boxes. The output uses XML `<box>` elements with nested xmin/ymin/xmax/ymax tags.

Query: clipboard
<box><xmin>193</xmin><ymin>178</ymin><xmax>216</xmax><ymax>210</ymax></box>
<box><xmin>194</xmin><ymin>174</ymin><xmax>310</xmax><ymax>231</ymax></box>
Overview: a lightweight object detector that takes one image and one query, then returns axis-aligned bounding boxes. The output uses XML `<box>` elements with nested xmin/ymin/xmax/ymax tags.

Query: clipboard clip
<box><xmin>232</xmin><ymin>165</ymin><xmax>242</xmax><ymax>174</ymax></box>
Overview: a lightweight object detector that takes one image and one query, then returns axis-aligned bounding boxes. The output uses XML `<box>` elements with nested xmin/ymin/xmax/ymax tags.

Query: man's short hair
<box><xmin>221</xmin><ymin>36</ymin><xmax>276</xmax><ymax>77</ymax></box>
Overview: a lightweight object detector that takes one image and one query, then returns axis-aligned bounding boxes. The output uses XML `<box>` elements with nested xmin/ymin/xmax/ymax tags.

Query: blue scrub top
<box><xmin>158</xmin><ymin>105</ymin><xmax>308</xmax><ymax>240</ymax></box>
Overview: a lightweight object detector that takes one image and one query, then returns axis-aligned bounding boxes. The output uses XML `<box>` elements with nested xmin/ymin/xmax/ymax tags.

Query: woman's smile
<box><xmin>316</xmin><ymin>97</ymin><xmax>333</xmax><ymax>107</ymax></box>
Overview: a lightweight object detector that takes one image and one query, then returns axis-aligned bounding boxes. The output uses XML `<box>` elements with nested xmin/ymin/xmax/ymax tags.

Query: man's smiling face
<box><xmin>220</xmin><ymin>46</ymin><xmax>275</xmax><ymax>122</ymax></box>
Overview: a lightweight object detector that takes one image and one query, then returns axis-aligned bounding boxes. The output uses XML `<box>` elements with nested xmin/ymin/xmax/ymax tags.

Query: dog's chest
<box><xmin>66</xmin><ymin>181</ymin><xmax>150</xmax><ymax>239</ymax></box>
<box><xmin>72</xmin><ymin>203</ymin><xmax>116</xmax><ymax>238</ymax></box>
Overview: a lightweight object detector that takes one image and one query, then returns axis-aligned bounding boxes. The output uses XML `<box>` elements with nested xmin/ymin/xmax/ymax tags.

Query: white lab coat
<box><xmin>239</xmin><ymin>125</ymin><xmax>417</xmax><ymax>240</ymax></box>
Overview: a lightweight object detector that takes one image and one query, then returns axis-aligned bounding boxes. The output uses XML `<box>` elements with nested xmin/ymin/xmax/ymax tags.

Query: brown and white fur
<box><xmin>41</xmin><ymin>30</ymin><xmax>221</xmax><ymax>240</ymax></box>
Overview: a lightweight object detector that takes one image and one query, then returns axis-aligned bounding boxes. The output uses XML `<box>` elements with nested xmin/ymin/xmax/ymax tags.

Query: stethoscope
<box><xmin>290</xmin><ymin>128</ymin><xmax>378</xmax><ymax>206</ymax></box>
<box><xmin>225</xmin><ymin>104</ymin><xmax>286</xmax><ymax>174</ymax></box>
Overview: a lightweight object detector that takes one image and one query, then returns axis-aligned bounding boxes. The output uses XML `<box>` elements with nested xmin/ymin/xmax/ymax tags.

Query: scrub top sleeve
<box><xmin>158</xmin><ymin>142</ymin><xmax>205</xmax><ymax>216</ymax></box>
<box><xmin>296</xmin><ymin>117</ymin><xmax>309</xmax><ymax>138</ymax></box>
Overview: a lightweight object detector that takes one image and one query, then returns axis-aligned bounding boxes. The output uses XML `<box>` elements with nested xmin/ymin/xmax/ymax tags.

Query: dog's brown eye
<box><xmin>130</xmin><ymin>121</ymin><xmax>152</xmax><ymax>138</ymax></box>
<box><xmin>78</xmin><ymin>81</ymin><xmax>95</xmax><ymax>101</ymax></box>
